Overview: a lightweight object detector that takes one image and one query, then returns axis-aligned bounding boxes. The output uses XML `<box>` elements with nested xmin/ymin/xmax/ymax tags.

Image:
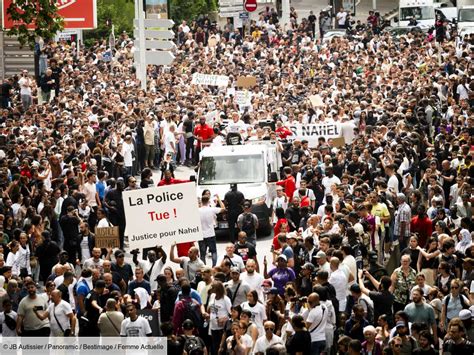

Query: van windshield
<box><xmin>400</xmin><ymin>6</ymin><xmax>435</xmax><ymax>21</ymax></box>
<box><xmin>459</xmin><ymin>9</ymin><xmax>474</xmax><ymax>22</ymax></box>
<box><xmin>199</xmin><ymin>155</ymin><xmax>265</xmax><ymax>185</ymax></box>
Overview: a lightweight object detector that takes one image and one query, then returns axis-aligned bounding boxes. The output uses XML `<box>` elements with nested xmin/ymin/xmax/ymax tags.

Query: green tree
<box><xmin>5</xmin><ymin>0</ymin><xmax>64</xmax><ymax>48</ymax></box>
<box><xmin>170</xmin><ymin>0</ymin><xmax>217</xmax><ymax>24</ymax></box>
<box><xmin>83</xmin><ymin>0</ymin><xmax>135</xmax><ymax>45</ymax></box>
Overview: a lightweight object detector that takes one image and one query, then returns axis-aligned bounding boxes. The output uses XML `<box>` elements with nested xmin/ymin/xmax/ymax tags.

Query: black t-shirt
<box><xmin>85</xmin><ymin>290</ymin><xmax>103</xmax><ymax>323</ymax></box>
<box><xmin>369</xmin><ymin>290</ymin><xmax>394</xmax><ymax>321</ymax></box>
<box><xmin>286</xmin><ymin>330</ymin><xmax>312</xmax><ymax>355</ymax></box>
<box><xmin>0</xmin><ymin>83</ymin><xmax>12</xmax><ymax>98</ymax></box>
<box><xmin>443</xmin><ymin>339</ymin><xmax>474</xmax><ymax>355</ymax></box>
<box><xmin>224</xmin><ymin>190</ymin><xmax>244</xmax><ymax>217</ymax></box>
<box><xmin>57</xmin><ymin>283</ymin><xmax>70</xmax><ymax>303</ymax></box>
<box><xmin>234</xmin><ymin>241</ymin><xmax>256</xmax><ymax>264</ymax></box>
<box><xmin>111</xmin><ymin>262</ymin><xmax>133</xmax><ymax>284</ymax></box>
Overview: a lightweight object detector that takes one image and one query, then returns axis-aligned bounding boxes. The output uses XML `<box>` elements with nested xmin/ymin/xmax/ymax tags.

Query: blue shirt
<box><xmin>128</xmin><ymin>279</ymin><xmax>151</xmax><ymax>297</ymax></box>
<box><xmin>175</xmin><ymin>289</ymin><xmax>202</xmax><ymax>305</ymax></box>
<box><xmin>96</xmin><ymin>181</ymin><xmax>106</xmax><ymax>200</ymax></box>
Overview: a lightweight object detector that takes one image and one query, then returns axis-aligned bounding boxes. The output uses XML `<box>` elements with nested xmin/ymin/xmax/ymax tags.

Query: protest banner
<box><xmin>123</xmin><ymin>182</ymin><xmax>202</xmax><ymax>250</ymax></box>
<box><xmin>234</xmin><ymin>90</ymin><xmax>252</xmax><ymax>106</ymax></box>
<box><xmin>236</xmin><ymin>76</ymin><xmax>257</xmax><ymax>88</ymax></box>
<box><xmin>95</xmin><ymin>226</ymin><xmax>120</xmax><ymax>248</ymax></box>
<box><xmin>191</xmin><ymin>73</ymin><xmax>229</xmax><ymax>87</ymax></box>
<box><xmin>137</xmin><ymin>309</ymin><xmax>161</xmax><ymax>336</ymax></box>
<box><xmin>287</xmin><ymin>123</ymin><xmax>342</xmax><ymax>148</ymax></box>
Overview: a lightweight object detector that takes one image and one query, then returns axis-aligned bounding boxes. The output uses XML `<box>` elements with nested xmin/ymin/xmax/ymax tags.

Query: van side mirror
<box><xmin>189</xmin><ymin>175</ymin><xmax>196</xmax><ymax>182</ymax></box>
<box><xmin>394</xmin><ymin>17</ymin><xmax>399</xmax><ymax>23</ymax></box>
<box><xmin>269</xmin><ymin>172</ymin><xmax>278</xmax><ymax>183</ymax></box>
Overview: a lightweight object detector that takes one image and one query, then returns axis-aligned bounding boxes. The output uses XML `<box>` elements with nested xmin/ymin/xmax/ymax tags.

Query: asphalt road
<box><xmin>125</xmin><ymin>165</ymin><xmax>274</xmax><ymax>271</ymax></box>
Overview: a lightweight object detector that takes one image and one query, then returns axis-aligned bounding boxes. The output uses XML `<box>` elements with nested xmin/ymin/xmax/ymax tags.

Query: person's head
<box><xmin>418</xmin><ymin>330</ymin><xmax>433</xmax><ymax>349</ymax></box>
<box><xmin>263</xmin><ymin>321</ymin><xmax>276</xmax><ymax>339</ymax></box>
<box><xmin>230</xmin><ymin>266</ymin><xmax>240</xmax><ymax>282</ymax></box>
<box><xmin>2</xmin><ymin>299</ymin><xmax>12</xmax><ymax>313</ymax></box>
<box><xmin>353</xmin><ymin>304</ymin><xmax>365</xmax><ymax>319</ymax></box>
<box><xmin>400</xmin><ymin>254</ymin><xmax>411</xmax><ymax>268</ymax></box>
<box><xmin>290</xmin><ymin>314</ymin><xmax>305</xmax><ymax>330</ymax></box>
<box><xmin>276</xmin><ymin>254</ymin><xmax>288</xmax><ymax>268</ymax></box>
<box><xmin>237</xmin><ymin>231</ymin><xmax>247</xmax><ymax>244</ymax></box>
<box><xmin>246</xmin><ymin>290</ymin><xmax>258</xmax><ymax>305</ymax></box>
<box><xmin>126</xmin><ymin>302</ymin><xmax>137</xmax><ymax>319</ymax></box>
<box><xmin>338</xmin><ymin>335</ymin><xmax>351</xmax><ymax>354</ymax></box>
<box><xmin>245</xmin><ymin>259</ymin><xmax>256</xmax><ymax>274</ymax></box>
<box><xmin>135</xmin><ymin>267</ymin><xmax>144</xmax><ymax>281</ymax></box>
<box><xmin>450</xmin><ymin>279</ymin><xmax>462</xmax><ymax>295</ymax></box>
<box><xmin>390</xmin><ymin>336</ymin><xmax>403</xmax><ymax>353</ymax></box>
<box><xmin>448</xmin><ymin>322</ymin><xmax>465</xmax><ymax>342</ymax></box>
<box><xmin>210</xmin><ymin>281</ymin><xmax>225</xmax><ymax>299</ymax></box>
<box><xmin>92</xmin><ymin>247</ymin><xmax>101</xmax><ymax>260</ymax></box>
<box><xmin>396</xmin><ymin>320</ymin><xmax>408</xmax><ymax>336</ymax></box>
<box><xmin>188</xmin><ymin>246</ymin><xmax>199</xmax><ymax>260</ymax></box>
<box><xmin>51</xmin><ymin>289</ymin><xmax>62</xmax><ymax>304</ymax></box>
<box><xmin>411</xmin><ymin>288</ymin><xmax>423</xmax><ymax>304</ymax></box>
<box><xmin>25</xmin><ymin>280</ymin><xmax>36</xmax><ymax>297</ymax></box>
<box><xmin>106</xmin><ymin>298</ymin><xmax>117</xmax><ymax>312</ymax></box>
<box><xmin>307</xmin><ymin>292</ymin><xmax>320</xmax><ymax>308</ymax></box>
<box><xmin>348</xmin><ymin>339</ymin><xmax>362</xmax><ymax>355</ymax></box>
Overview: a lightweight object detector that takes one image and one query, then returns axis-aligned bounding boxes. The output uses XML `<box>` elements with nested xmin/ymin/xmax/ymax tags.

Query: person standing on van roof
<box><xmin>224</xmin><ymin>183</ymin><xmax>245</xmax><ymax>244</ymax></box>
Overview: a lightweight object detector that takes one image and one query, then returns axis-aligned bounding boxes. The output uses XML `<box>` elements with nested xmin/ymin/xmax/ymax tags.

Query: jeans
<box><xmin>21</xmin><ymin>94</ymin><xmax>32</xmax><ymax>110</ymax></box>
<box><xmin>198</xmin><ymin>236</ymin><xmax>217</xmax><ymax>266</ymax></box>
<box><xmin>311</xmin><ymin>340</ymin><xmax>326</xmax><ymax>355</ymax></box>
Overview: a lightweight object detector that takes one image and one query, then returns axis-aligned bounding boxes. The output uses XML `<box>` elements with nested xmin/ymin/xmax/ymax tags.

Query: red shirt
<box><xmin>157</xmin><ymin>178</ymin><xmax>190</xmax><ymax>186</ymax></box>
<box><xmin>193</xmin><ymin>123</ymin><xmax>214</xmax><ymax>148</ymax></box>
<box><xmin>276</xmin><ymin>176</ymin><xmax>296</xmax><ymax>203</ymax></box>
<box><xmin>276</xmin><ymin>126</ymin><xmax>293</xmax><ymax>139</ymax></box>
<box><xmin>410</xmin><ymin>215</ymin><xmax>433</xmax><ymax>248</ymax></box>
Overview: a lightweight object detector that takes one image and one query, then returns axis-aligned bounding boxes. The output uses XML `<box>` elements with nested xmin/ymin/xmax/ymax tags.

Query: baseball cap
<box><xmin>459</xmin><ymin>309</ymin><xmax>472</xmax><ymax>321</ymax></box>
<box><xmin>266</xmin><ymin>287</ymin><xmax>279</xmax><ymax>295</ymax></box>
<box><xmin>316</xmin><ymin>251</ymin><xmax>326</xmax><ymax>259</ymax></box>
<box><xmin>277</xmin><ymin>254</ymin><xmax>287</xmax><ymax>262</ymax></box>
<box><xmin>396</xmin><ymin>321</ymin><xmax>406</xmax><ymax>328</ymax></box>
<box><xmin>302</xmin><ymin>263</ymin><xmax>315</xmax><ymax>272</ymax></box>
<box><xmin>287</xmin><ymin>232</ymin><xmax>298</xmax><ymax>240</ymax></box>
<box><xmin>230</xmin><ymin>266</ymin><xmax>240</xmax><ymax>274</ymax></box>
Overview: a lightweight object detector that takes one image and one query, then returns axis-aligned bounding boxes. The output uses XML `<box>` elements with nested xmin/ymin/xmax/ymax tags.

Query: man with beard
<box><xmin>234</xmin><ymin>231</ymin><xmax>258</xmax><ymax>270</ymax></box>
<box><xmin>156</xmin><ymin>274</ymin><xmax>178</xmax><ymax>323</ymax></box>
<box><xmin>241</xmin><ymin>259</ymin><xmax>264</xmax><ymax>302</ymax></box>
<box><xmin>285</xmin><ymin>196</ymin><xmax>301</xmax><ymax>231</ymax></box>
<box><xmin>404</xmin><ymin>288</ymin><xmax>438</xmax><ymax>345</ymax></box>
<box><xmin>16</xmin><ymin>280</ymin><xmax>50</xmax><ymax>336</ymax></box>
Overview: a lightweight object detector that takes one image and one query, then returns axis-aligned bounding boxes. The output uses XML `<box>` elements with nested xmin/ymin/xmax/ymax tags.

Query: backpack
<box><xmin>360</xmin><ymin>298</ymin><xmax>374</xmax><ymax>324</ymax></box>
<box><xmin>183</xmin><ymin>335</ymin><xmax>204</xmax><ymax>355</ymax></box>
<box><xmin>241</xmin><ymin>213</ymin><xmax>256</xmax><ymax>236</ymax></box>
<box><xmin>444</xmin><ymin>294</ymin><xmax>469</xmax><ymax>310</ymax></box>
<box><xmin>182</xmin><ymin>299</ymin><xmax>203</xmax><ymax>329</ymax></box>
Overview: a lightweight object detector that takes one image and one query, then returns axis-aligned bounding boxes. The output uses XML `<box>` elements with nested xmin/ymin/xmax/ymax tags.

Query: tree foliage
<box><xmin>83</xmin><ymin>0</ymin><xmax>135</xmax><ymax>45</ymax></box>
<box><xmin>5</xmin><ymin>0</ymin><xmax>64</xmax><ymax>48</ymax></box>
<box><xmin>170</xmin><ymin>0</ymin><xmax>217</xmax><ymax>24</ymax></box>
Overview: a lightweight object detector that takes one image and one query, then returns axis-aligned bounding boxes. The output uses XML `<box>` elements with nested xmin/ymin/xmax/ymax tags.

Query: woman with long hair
<box><xmin>417</xmin><ymin>237</ymin><xmax>440</xmax><ymax>286</ymax></box>
<box><xmin>241</xmin><ymin>290</ymin><xmax>266</xmax><ymax>337</ymax></box>
<box><xmin>206</xmin><ymin>281</ymin><xmax>231</xmax><ymax>355</ymax></box>
<box><xmin>440</xmin><ymin>279</ymin><xmax>470</xmax><ymax>333</ymax></box>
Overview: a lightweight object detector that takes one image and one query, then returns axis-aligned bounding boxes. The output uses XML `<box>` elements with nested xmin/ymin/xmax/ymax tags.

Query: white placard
<box><xmin>191</xmin><ymin>73</ymin><xmax>229</xmax><ymax>87</ymax></box>
<box><xmin>234</xmin><ymin>90</ymin><xmax>252</xmax><ymax>106</ymax></box>
<box><xmin>287</xmin><ymin>123</ymin><xmax>342</xmax><ymax>147</ymax></box>
<box><xmin>123</xmin><ymin>183</ymin><xmax>203</xmax><ymax>250</ymax></box>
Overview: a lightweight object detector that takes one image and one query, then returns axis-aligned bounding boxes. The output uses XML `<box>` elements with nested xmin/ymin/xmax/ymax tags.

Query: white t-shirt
<box><xmin>241</xmin><ymin>302</ymin><xmax>267</xmax><ymax>337</ymax></box>
<box><xmin>337</xmin><ymin>11</ymin><xmax>348</xmax><ymax>25</ymax></box>
<box><xmin>0</xmin><ymin>310</ymin><xmax>18</xmax><ymax>336</ymax></box>
<box><xmin>136</xmin><ymin>258</ymin><xmax>164</xmax><ymax>291</ymax></box>
<box><xmin>48</xmin><ymin>301</ymin><xmax>73</xmax><ymax>335</ymax></box>
<box><xmin>306</xmin><ymin>304</ymin><xmax>327</xmax><ymax>342</ymax></box>
<box><xmin>208</xmin><ymin>293</ymin><xmax>232</xmax><ymax>330</ymax></box>
<box><xmin>226</xmin><ymin>120</ymin><xmax>246</xmax><ymax>134</ymax></box>
<box><xmin>329</xmin><ymin>268</ymin><xmax>348</xmax><ymax>312</ymax></box>
<box><xmin>122</xmin><ymin>142</ymin><xmax>134</xmax><ymax>167</ymax></box>
<box><xmin>322</xmin><ymin>175</ymin><xmax>341</xmax><ymax>196</ymax></box>
<box><xmin>19</xmin><ymin>77</ymin><xmax>32</xmax><ymax>95</ymax></box>
<box><xmin>387</xmin><ymin>175</ymin><xmax>399</xmax><ymax>194</ymax></box>
<box><xmin>199</xmin><ymin>205</ymin><xmax>222</xmax><ymax>238</ymax></box>
<box><xmin>253</xmin><ymin>334</ymin><xmax>283</xmax><ymax>353</ymax></box>
<box><xmin>120</xmin><ymin>316</ymin><xmax>152</xmax><ymax>337</ymax></box>
<box><xmin>164</xmin><ymin>131</ymin><xmax>176</xmax><ymax>154</ymax></box>
<box><xmin>241</xmin><ymin>271</ymin><xmax>265</xmax><ymax>302</ymax></box>
<box><xmin>216</xmin><ymin>254</ymin><xmax>245</xmax><ymax>271</ymax></box>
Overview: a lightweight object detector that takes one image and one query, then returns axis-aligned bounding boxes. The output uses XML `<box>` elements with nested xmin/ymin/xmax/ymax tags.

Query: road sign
<box><xmin>244</xmin><ymin>0</ymin><xmax>257</xmax><ymax>12</ymax></box>
<box><xmin>133</xmin><ymin>18</ymin><xmax>175</xmax><ymax>28</ymax></box>
<box><xmin>239</xmin><ymin>11</ymin><xmax>249</xmax><ymax>20</ymax></box>
<box><xmin>133</xmin><ymin>30</ymin><xmax>175</xmax><ymax>39</ymax></box>
<box><xmin>2</xmin><ymin>0</ymin><xmax>97</xmax><ymax>30</ymax></box>
<box><xmin>141</xmin><ymin>40</ymin><xmax>176</xmax><ymax>50</ymax></box>
<box><xmin>134</xmin><ymin>51</ymin><xmax>175</xmax><ymax>66</ymax></box>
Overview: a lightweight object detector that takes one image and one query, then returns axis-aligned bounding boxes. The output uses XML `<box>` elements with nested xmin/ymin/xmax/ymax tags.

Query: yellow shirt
<box><xmin>371</xmin><ymin>202</ymin><xmax>390</xmax><ymax>231</ymax></box>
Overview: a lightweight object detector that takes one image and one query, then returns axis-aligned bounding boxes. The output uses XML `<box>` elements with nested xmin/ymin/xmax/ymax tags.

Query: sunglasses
<box><xmin>265</xmin><ymin>328</ymin><xmax>274</xmax><ymax>331</ymax></box>
<box><xmin>451</xmin><ymin>286</ymin><xmax>459</xmax><ymax>289</ymax></box>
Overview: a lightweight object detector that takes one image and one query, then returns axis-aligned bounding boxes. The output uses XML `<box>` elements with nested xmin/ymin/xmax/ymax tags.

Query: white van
<box><xmin>194</xmin><ymin>141</ymin><xmax>282</xmax><ymax>236</ymax></box>
<box><xmin>398</xmin><ymin>0</ymin><xmax>436</xmax><ymax>28</ymax></box>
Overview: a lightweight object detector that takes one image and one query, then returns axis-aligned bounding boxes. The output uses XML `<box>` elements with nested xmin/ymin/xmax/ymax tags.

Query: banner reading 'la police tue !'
<box><xmin>123</xmin><ymin>182</ymin><xmax>202</xmax><ymax>250</ymax></box>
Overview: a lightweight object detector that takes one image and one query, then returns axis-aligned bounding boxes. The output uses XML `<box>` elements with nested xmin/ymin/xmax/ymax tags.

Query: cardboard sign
<box><xmin>95</xmin><ymin>226</ymin><xmax>120</xmax><ymax>248</ymax></box>
<box><xmin>236</xmin><ymin>76</ymin><xmax>257</xmax><ymax>88</ymax></box>
<box><xmin>287</xmin><ymin>123</ymin><xmax>342</xmax><ymax>148</ymax></box>
<box><xmin>123</xmin><ymin>182</ymin><xmax>202</xmax><ymax>250</ymax></box>
<box><xmin>308</xmin><ymin>94</ymin><xmax>324</xmax><ymax>107</ymax></box>
<box><xmin>2</xmin><ymin>0</ymin><xmax>97</xmax><ymax>30</ymax></box>
<box><xmin>137</xmin><ymin>309</ymin><xmax>161</xmax><ymax>336</ymax></box>
<box><xmin>331</xmin><ymin>137</ymin><xmax>346</xmax><ymax>148</ymax></box>
<box><xmin>191</xmin><ymin>73</ymin><xmax>229</xmax><ymax>87</ymax></box>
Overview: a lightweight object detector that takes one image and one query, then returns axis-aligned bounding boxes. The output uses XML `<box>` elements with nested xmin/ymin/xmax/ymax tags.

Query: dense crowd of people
<box><xmin>0</xmin><ymin>4</ymin><xmax>473</xmax><ymax>355</ymax></box>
